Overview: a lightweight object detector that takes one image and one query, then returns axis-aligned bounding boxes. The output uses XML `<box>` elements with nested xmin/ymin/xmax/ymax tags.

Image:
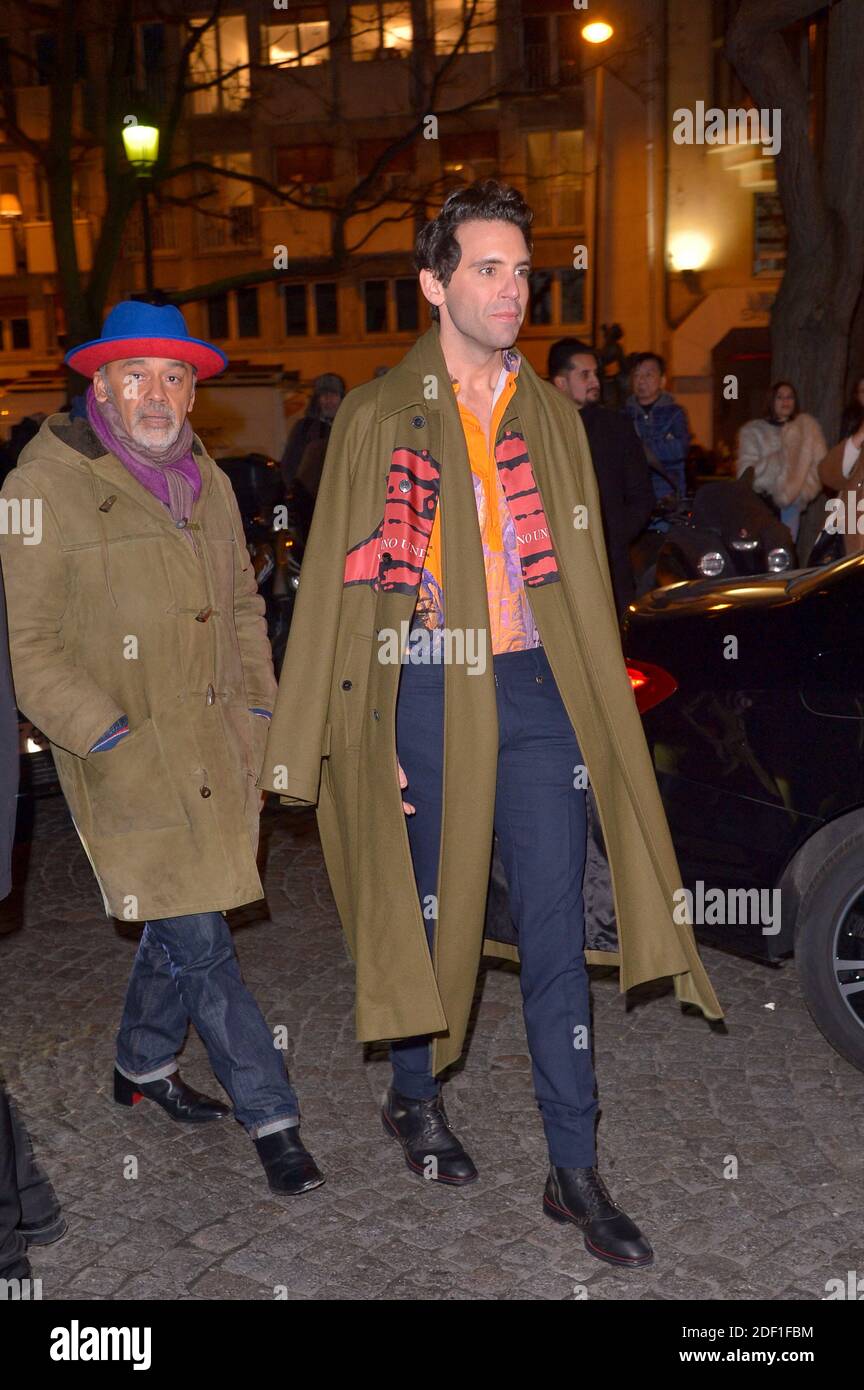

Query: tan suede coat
<box><xmin>0</xmin><ymin>414</ymin><xmax>276</xmax><ymax>920</ymax></box>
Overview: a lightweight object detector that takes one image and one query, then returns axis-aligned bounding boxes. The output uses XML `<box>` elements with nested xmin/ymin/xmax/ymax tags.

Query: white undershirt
<box><xmin>842</xmin><ymin>436</ymin><xmax>862</xmax><ymax>478</ymax></box>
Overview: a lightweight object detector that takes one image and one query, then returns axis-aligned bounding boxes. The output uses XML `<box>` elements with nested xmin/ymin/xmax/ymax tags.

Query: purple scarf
<box><xmin>86</xmin><ymin>384</ymin><xmax>201</xmax><ymax>537</ymax></box>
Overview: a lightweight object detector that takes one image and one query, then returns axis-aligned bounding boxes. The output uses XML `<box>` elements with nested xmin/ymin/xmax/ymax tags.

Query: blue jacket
<box><xmin>625</xmin><ymin>392</ymin><xmax>690</xmax><ymax>500</ymax></box>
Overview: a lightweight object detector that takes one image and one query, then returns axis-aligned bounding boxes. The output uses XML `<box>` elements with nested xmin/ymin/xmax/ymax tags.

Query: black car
<box><xmin>623</xmin><ymin>551</ymin><xmax>864</xmax><ymax>1071</ymax></box>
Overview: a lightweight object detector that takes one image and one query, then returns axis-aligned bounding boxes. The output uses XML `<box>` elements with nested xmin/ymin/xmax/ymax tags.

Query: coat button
<box><xmin>200</xmin><ymin>785</ymin><xmax>212</xmax><ymax>798</ymax></box>
<box><xmin>535</xmin><ymin>674</ymin><xmax>544</xmax><ymax>683</ymax></box>
<box><xmin>341</xmin><ymin>679</ymin><xmax>353</xmax><ymax>691</ymax></box>
<box><xmin>195</xmin><ymin>607</ymin><xmax>212</xmax><ymax>623</ymax></box>
<box><xmin>372</xmin><ymin>709</ymin><xmax>380</xmax><ymax>720</ymax></box>
<box><xmin>206</xmin><ymin>684</ymin><xmax>215</xmax><ymax>704</ymax></box>
<box><xmin>176</xmin><ymin>517</ymin><xmax>189</xmax><ymax>529</ymax></box>
<box><xmin>411</xmin><ymin>415</ymin><xmax>426</xmax><ymax>428</ymax></box>
<box><xmin>398</xmin><ymin>479</ymin><xmax>411</xmax><ymax>494</ymax></box>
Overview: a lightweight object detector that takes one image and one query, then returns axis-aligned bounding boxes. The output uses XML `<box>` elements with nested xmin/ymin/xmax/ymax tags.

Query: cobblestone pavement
<box><xmin>1</xmin><ymin>794</ymin><xmax>862</xmax><ymax>1303</ymax></box>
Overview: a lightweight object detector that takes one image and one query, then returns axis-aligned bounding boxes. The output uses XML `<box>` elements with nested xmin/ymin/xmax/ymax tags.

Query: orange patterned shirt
<box><xmin>413</xmin><ymin>351</ymin><xmax>541</xmax><ymax>654</ymax></box>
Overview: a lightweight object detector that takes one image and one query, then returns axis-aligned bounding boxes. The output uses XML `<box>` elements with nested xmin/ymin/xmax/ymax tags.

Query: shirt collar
<box><xmin>449</xmin><ymin>345</ymin><xmax>522</xmax><ymax>395</ymax></box>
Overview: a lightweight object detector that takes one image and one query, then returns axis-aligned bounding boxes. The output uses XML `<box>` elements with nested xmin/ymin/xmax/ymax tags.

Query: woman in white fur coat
<box><xmin>736</xmin><ymin>382</ymin><xmax>827</xmax><ymax>543</ymax></box>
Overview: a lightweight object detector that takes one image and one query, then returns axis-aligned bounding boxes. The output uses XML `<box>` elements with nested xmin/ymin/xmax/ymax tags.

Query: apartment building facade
<box><xmin>0</xmin><ymin>0</ymin><xmax>811</xmax><ymax>452</ymax></box>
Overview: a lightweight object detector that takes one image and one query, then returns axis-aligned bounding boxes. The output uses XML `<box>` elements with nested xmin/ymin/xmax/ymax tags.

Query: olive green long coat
<box><xmin>260</xmin><ymin>324</ymin><xmax>723</xmax><ymax>1072</ymax></box>
<box><xmin>0</xmin><ymin>414</ymin><xmax>276</xmax><ymax>920</ymax></box>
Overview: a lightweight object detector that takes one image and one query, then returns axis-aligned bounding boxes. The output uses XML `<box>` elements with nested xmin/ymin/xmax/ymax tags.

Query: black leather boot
<box><xmin>113</xmin><ymin>1067</ymin><xmax>231</xmax><ymax>1123</ymax></box>
<box><xmin>543</xmin><ymin>1166</ymin><xmax>654</xmax><ymax>1268</ymax></box>
<box><xmin>381</xmin><ymin>1086</ymin><xmax>478</xmax><ymax>1185</ymax></box>
<box><xmin>253</xmin><ymin>1127</ymin><xmax>325</xmax><ymax>1196</ymax></box>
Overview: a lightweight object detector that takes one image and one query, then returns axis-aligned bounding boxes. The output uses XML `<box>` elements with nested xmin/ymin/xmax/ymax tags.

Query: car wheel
<box><xmin>796</xmin><ymin>833</ymin><xmax>864</xmax><ymax>1072</ymax></box>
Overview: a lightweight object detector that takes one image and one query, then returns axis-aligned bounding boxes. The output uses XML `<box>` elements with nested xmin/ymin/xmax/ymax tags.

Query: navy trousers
<box><xmin>390</xmin><ymin>644</ymin><xmax>599</xmax><ymax>1168</ymax></box>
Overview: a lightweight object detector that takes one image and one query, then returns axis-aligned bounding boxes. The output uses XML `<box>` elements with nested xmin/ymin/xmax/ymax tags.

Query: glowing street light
<box><xmin>121</xmin><ymin>122</ymin><xmax>160</xmax><ymax>173</ymax></box>
<box><xmin>582</xmin><ymin>21</ymin><xmax>614</xmax><ymax>45</ymax></box>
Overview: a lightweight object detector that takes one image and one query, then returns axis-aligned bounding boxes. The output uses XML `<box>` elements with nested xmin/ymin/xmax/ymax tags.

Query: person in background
<box><xmin>0</xmin><ymin>570</ymin><xmax>66</xmax><ymax>1296</ymax></box>
<box><xmin>624</xmin><ymin>353</ymin><xmax>690</xmax><ymax>502</ymax></box>
<box><xmin>819</xmin><ymin>409</ymin><xmax>864</xmax><ymax>556</ymax></box>
<box><xmin>549</xmin><ymin>338</ymin><xmax>653</xmax><ymax>614</ymax></box>
<box><xmin>280</xmin><ymin>373</ymin><xmax>345</xmax><ymax>497</ymax></box>
<box><xmin>736</xmin><ymin>382</ymin><xmax>826</xmax><ymax>553</ymax></box>
<box><xmin>281</xmin><ymin>373</ymin><xmax>345</xmax><ymax>541</ymax></box>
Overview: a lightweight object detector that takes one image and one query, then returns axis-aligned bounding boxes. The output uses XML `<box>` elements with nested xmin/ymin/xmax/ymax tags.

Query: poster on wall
<box><xmin>754</xmin><ymin>191</ymin><xmax>787</xmax><ymax>275</ymax></box>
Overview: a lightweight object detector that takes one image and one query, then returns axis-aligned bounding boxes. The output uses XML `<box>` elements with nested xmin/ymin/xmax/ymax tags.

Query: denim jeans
<box><xmin>0</xmin><ymin>1085</ymin><xmax>62</xmax><ymax>1278</ymax></box>
<box><xmin>390</xmin><ymin>645</ymin><xmax>599</xmax><ymax>1168</ymax></box>
<box><xmin>115</xmin><ymin>912</ymin><xmax>300</xmax><ymax>1138</ymax></box>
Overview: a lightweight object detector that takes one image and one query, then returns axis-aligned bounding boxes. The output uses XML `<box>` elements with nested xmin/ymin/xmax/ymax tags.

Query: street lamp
<box><xmin>582</xmin><ymin>22</ymin><xmax>614</xmax><ymax>45</ymax></box>
<box><xmin>122</xmin><ymin>121</ymin><xmax>160</xmax><ymax>294</ymax></box>
<box><xmin>580</xmin><ymin>20</ymin><xmax>614</xmax><ymax>348</ymax></box>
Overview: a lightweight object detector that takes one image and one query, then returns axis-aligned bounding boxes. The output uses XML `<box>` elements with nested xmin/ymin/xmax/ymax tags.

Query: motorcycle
<box><xmin>632</xmin><ymin>469</ymin><xmax>800</xmax><ymax>594</ymax></box>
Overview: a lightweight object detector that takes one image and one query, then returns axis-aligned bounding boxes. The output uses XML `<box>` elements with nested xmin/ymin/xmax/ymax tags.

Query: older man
<box><xmin>0</xmin><ymin>300</ymin><xmax>322</xmax><ymax>1198</ymax></box>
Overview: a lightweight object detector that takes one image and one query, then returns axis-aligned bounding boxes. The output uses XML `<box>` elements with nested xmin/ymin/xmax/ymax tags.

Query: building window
<box><xmin>364</xmin><ymin>280</ymin><xmax>388</xmax><ymax>333</ymax></box>
<box><xmin>560</xmin><ymin>268</ymin><xmax>586</xmax><ymax>324</ymax></box>
<box><xmin>263</xmin><ymin>14</ymin><xmax>329</xmax><ymax>66</ymax></box>
<box><xmin>236</xmin><ymin>287</ymin><xmax>260</xmax><ymax>338</ymax></box>
<box><xmin>314</xmin><ymin>283</ymin><xmax>339</xmax><ymax>335</ymax></box>
<box><xmin>283</xmin><ymin>284</ymin><xmax>308</xmax><ymax>336</ymax></box>
<box><xmin>189</xmin><ymin>15</ymin><xmax>250</xmax><ymax>114</ymax></box>
<box><xmin>521</xmin><ymin>14</ymin><xmax>580</xmax><ymax>91</ymax></box>
<box><xmin>440</xmin><ymin>130</ymin><xmax>499</xmax><ymax>188</ymax></box>
<box><xmin>207</xmin><ymin>292</ymin><xmax>229</xmax><ymax>340</ymax></box>
<box><xmin>432</xmin><ymin>0</ymin><xmax>496</xmax><ymax>54</ymax></box>
<box><xmin>195</xmin><ymin>153</ymin><xmax>256</xmax><ymax>251</ymax></box>
<box><xmin>275</xmin><ymin>145</ymin><xmax>334</xmax><ymax>188</ymax></box>
<box><xmin>527</xmin><ymin>269</ymin><xmax>586</xmax><ymax>327</ymax></box>
<box><xmin>128</xmin><ymin>22</ymin><xmax>166</xmax><ymax>106</ymax></box>
<box><xmin>525</xmin><ymin>130</ymin><xmax>584</xmax><ymax>228</ymax></box>
<box><xmin>5</xmin><ymin>317</ymin><xmax>30</xmax><ymax>351</ymax></box>
<box><xmin>528</xmin><ymin>271</ymin><xmax>553</xmax><ymax>326</ymax></box>
<box><xmin>350</xmin><ymin>4</ymin><xmax>412</xmax><ymax>61</ymax></box>
<box><xmin>395</xmin><ymin>278</ymin><xmax>418</xmax><ymax>332</ymax></box>
<box><xmin>356</xmin><ymin>137</ymin><xmax>415</xmax><ymax>188</ymax></box>
<box><xmin>34</xmin><ymin>32</ymin><xmax>57</xmax><ymax>85</ymax></box>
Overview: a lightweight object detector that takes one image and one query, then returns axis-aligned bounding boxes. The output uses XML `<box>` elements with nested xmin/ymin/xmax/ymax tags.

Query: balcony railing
<box><xmin>196</xmin><ymin>204</ymin><xmax>259</xmax><ymax>251</ymax></box>
<box><xmin>522</xmin><ymin>43</ymin><xmax>581</xmax><ymax>94</ymax></box>
<box><xmin>123</xmin><ymin>206</ymin><xmax>177</xmax><ymax>255</ymax></box>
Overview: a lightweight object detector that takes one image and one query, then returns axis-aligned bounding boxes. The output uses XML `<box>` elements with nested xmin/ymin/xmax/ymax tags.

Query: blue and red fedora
<box><xmin>64</xmin><ymin>300</ymin><xmax>228</xmax><ymax>380</ymax></box>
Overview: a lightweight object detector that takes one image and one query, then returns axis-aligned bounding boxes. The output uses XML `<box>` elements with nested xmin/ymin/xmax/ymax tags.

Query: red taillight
<box><xmin>626</xmin><ymin>660</ymin><xmax>678</xmax><ymax>714</ymax></box>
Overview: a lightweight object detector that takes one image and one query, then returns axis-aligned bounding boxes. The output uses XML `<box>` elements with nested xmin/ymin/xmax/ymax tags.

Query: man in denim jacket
<box><xmin>625</xmin><ymin>353</ymin><xmax>690</xmax><ymax>502</ymax></box>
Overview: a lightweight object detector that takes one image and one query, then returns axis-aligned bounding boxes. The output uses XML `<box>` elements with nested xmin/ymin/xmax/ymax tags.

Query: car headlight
<box><xmin>766</xmin><ymin>547</ymin><xmax>792</xmax><ymax>572</ymax></box>
<box><xmin>698</xmin><ymin>551</ymin><xmax>725</xmax><ymax>577</ymax></box>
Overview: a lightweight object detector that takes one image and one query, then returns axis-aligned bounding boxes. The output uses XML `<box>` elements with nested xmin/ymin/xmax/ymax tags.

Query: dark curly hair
<box><xmin>414</xmin><ymin>179</ymin><xmax>534</xmax><ymax>322</ymax></box>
